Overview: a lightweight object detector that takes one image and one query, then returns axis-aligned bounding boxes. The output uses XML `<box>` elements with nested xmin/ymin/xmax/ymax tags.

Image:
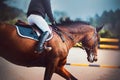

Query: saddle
<box><xmin>15</xmin><ymin>20</ymin><xmax>52</xmax><ymax>41</ymax></box>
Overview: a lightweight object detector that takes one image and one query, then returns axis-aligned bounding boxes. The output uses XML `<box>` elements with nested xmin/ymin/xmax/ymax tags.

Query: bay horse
<box><xmin>0</xmin><ymin>21</ymin><xmax>103</xmax><ymax>80</ymax></box>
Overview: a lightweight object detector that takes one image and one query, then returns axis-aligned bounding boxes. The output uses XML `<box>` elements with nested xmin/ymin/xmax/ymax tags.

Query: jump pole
<box><xmin>66</xmin><ymin>63</ymin><xmax>120</xmax><ymax>69</ymax></box>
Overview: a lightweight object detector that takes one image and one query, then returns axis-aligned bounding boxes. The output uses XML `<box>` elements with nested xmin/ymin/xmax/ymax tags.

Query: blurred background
<box><xmin>0</xmin><ymin>0</ymin><xmax>120</xmax><ymax>80</ymax></box>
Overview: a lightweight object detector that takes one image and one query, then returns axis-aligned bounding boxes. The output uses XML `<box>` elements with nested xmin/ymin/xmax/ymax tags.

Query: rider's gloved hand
<box><xmin>51</xmin><ymin>21</ymin><xmax>56</xmax><ymax>26</ymax></box>
<box><xmin>51</xmin><ymin>21</ymin><xmax>58</xmax><ymax>30</ymax></box>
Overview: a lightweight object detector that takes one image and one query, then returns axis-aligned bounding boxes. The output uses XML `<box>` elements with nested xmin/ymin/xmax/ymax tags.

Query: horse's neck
<box><xmin>59</xmin><ymin>26</ymin><xmax>87</xmax><ymax>47</ymax></box>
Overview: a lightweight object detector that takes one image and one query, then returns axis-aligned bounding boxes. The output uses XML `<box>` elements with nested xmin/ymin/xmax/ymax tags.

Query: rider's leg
<box><xmin>28</xmin><ymin>14</ymin><xmax>52</xmax><ymax>53</ymax></box>
<box><xmin>36</xmin><ymin>31</ymin><xmax>50</xmax><ymax>53</ymax></box>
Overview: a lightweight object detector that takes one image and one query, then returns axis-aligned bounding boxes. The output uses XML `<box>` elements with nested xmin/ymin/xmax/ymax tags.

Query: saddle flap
<box><xmin>15</xmin><ymin>20</ymin><xmax>53</xmax><ymax>41</ymax></box>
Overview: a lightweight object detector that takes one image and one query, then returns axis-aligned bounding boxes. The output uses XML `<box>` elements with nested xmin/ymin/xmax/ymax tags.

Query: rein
<box><xmin>52</xmin><ymin>26</ymin><xmax>74</xmax><ymax>42</ymax></box>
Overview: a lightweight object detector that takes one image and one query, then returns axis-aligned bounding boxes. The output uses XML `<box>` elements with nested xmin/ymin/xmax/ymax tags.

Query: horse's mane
<box><xmin>55</xmin><ymin>20</ymin><xmax>94</xmax><ymax>34</ymax></box>
<box><xmin>56</xmin><ymin>20</ymin><xmax>90</xmax><ymax>26</ymax></box>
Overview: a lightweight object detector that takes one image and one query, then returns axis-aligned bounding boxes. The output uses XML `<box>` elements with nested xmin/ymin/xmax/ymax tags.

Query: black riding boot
<box><xmin>36</xmin><ymin>31</ymin><xmax>50</xmax><ymax>54</ymax></box>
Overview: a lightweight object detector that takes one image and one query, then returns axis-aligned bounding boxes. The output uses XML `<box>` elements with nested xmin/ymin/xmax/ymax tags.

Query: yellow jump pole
<box><xmin>100</xmin><ymin>38</ymin><xmax>119</xmax><ymax>43</ymax></box>
<box><xmin>66</xmin><ymin>63</ymin><xmax>120</xmax><ymax>69</ymax></box>
<box><xmin>99</xmin><ymin>44</ymin><xmax>119</xmax><ymax>49</ymax></box>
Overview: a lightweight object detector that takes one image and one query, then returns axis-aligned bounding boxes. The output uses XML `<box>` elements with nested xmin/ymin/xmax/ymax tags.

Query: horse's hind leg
<box><xmin>55</xmin><ymin>66</ymin><xmax>78</xmax><ymax>80</ymax></box>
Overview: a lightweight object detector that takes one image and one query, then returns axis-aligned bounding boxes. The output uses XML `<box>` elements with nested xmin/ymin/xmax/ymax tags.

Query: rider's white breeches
<box><xmin>27</xmin><ymin>14</ymin><xmax>52</xmax><ymax>34</ymax></box>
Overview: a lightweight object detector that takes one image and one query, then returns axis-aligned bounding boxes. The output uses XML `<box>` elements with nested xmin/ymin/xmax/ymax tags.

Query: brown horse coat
<box><xmin>0</xmin><ymin>22</ymin><xmax>102</xmax><ymax>80</ymax></box>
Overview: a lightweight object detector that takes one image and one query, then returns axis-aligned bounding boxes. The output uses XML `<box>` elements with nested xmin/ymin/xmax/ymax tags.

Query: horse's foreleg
<box><xmin>55</xmin><ymin>67</ymin><xmax>78</xmax><ymax>80</ymax></box>
<box><xmin>44</xmin><ymin>58</ymin><xmax>59</xmax><ymax>80</ymax></box>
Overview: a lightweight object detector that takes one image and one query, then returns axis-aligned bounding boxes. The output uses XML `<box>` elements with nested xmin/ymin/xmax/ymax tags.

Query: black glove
<box><xmin>51</xmin><ymin>21</ymin><xmax>58</xmax><ymax>30</ymax></box>
<box><xmin>51</xmin><ymin>21</ymin><xmax>56</xmax><ymax>26</ymax></box>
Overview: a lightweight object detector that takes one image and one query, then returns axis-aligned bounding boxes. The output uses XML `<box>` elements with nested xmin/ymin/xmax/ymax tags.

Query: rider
<box><xmin>27</xmin><ymin>0</ymin><xmax>56</xmax><ymax>53</ymax></box>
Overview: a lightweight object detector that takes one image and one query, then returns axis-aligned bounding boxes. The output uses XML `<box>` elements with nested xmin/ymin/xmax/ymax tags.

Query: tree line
<box><xmin>0</xmin><ymin>0</ymin><xmax>26</xmax><ymax>23</ymax></box>
<box><xmin>89</xmin><ymin>9</ymin><xmax>120</xmax><ymax>38</ymax></box>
